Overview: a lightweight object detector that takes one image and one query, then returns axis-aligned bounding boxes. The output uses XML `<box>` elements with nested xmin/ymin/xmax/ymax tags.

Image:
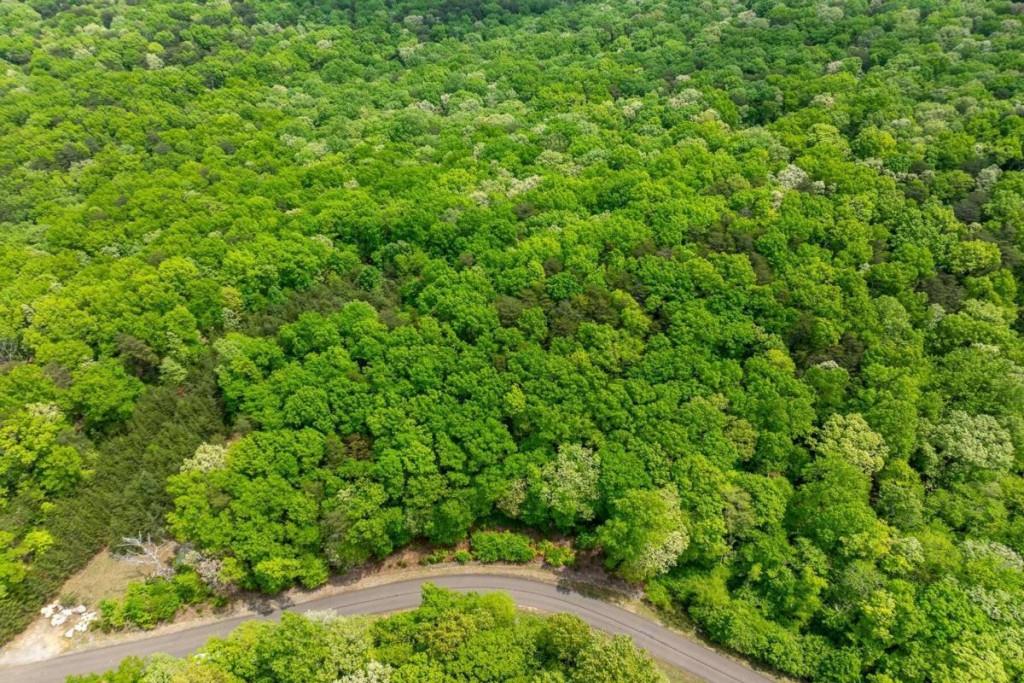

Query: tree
<box><xmin>167</xmin><ymin>430</ymin><xmax>329</xmax><ymax>591</ymax></box>
<box><xmin>597</xmin><ymin>488</ymin><xmax>689</xmax><ymax>582</ymax></box>
<box><xmin>571</xmin><ymin>635</ymin><xmax>666</xmax><ymax>683</ymax></box>
<box><xmin>924</xmin><ymin>411</ymin><xmax>1014</xmax><ymax>483</ymax></box>
<box><xmin>875</xmin><ymin>460</ymin><xmax>925</xmax><ymax>531</ymax></box>
<box><xmin>115</xmin><ymin>535</ymin><xmax>173</xmax><ymax>580</ymax></box>
<box><xmin>539</xmin><ymin>444</ymin><xmax>600</xmax><ymax>530</ymax></box>
<box><xmin>541</xmin><ymin>613</ymin><xmax>595</xmax><ymax>664</ymax></box>
<box><xmin>8</xmin><ymin>0</ymin><xmax>1024</xmax><ymax>676</ymax></box>
<box><xmin>322</xmin><ymin>483</ymin><xmax>404</xmax><ymax>570</ymax></box>
<box><xmin>66</xmin><ymin>360</ymin><xmax>144</xmax><ymax>431</ymax></box>
<box><xmin>813</xmin><ymin>413</ymin><xmax>888</xmax><ymax>476</ymax></box>
<box><xmin>787</xmin><ymin>455</ymin><xmax>889</xmax><ymax>560</ymax></box>
<box><xmin>0</xmin><ymin>403</ymin><xmax>90</xmax><ymax>504</ymax></box>
<box><xmin>0</xmin><ymin>530</ymin><xmax>52</xmax><ymax>599</ymax></box>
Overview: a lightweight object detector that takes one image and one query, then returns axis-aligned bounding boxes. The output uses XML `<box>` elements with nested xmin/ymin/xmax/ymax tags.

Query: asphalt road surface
<box><xmin>2</xmin><ymin>573</ymin><xmax>774</xmax><ymax>683</ymax></box>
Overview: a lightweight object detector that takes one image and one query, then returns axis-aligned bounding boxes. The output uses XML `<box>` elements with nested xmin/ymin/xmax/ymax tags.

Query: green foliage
<box><xmin>322</xmin><ymin>483</ymin><xmax>405</xmax><ymax>572</ymax></box>
<box><xmin>0</xmin><ymin>369</ymin><xmax>222</xmax><ymax>644</ymax></box>
<box><xmin>0</xmin><ymin>530</ymin><xmax>51</xmax><ymax>600</ymax></box>
<box><xmin>471</xmin><ymin>531</ymin><xmax>536</xmax><ymax>564</ymax></box>
<box><xmin>0</xmin><ymin>400</ymin><xmax>92</xmax><ymax>599</ymax></box>
<box><xmin>598</xmin><ymin>489</ymin><xmax>689</xmax><ymax>582</ymax></box>
<box><xmin>668</xmin><ymin>570</ymin><xmax>818</xmax><ymax>678</ymax></box>
<box><xmin>4</xmin><ymin>0</ymin><xmax>1024</xmax><ymax>679</ymax></box>
<box><xmin>97</xmin><ymin>571</ymin><xmax>210</xmax><ymax>631</ymax></box>
<box><xmin>571</xmin><ymin>634</ymin><xmax>667</xmax><ymax>683</ymax></box>
<box><xmin>538</xmin><ymin>541</ymin><xmax>576</xmax><ymax>568</ymax></box>
<box><xmin>66</xmin><ymin>361</ymin><xmax>144</xmax><ymax>433</ymax></box>
<box><xmin>73</xmin><ymin>587</ymin><xmax>665</xmax><ymax>682</ymax></box>
<box><xmin>0</xmin><ymin>404</ymin><xmax>90</xmax><ymax>505</ymax></box>
<box><xmin>167</xmin><ymin>428</ymin><xmax>332</xmax><ymax>592</ymax></box>
<box><xmin>421</xmin><ymin>549</ymin><xmax>448</xmax><ymax>565</ymax></box>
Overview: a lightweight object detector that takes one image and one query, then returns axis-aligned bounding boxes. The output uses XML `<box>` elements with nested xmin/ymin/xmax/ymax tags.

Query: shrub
<box><xmin>252</xmin><ymin>556</ymin><xmax>328</xmax><ymax>593</ymax></box>
<box><xmin>170</xmin><ymin>571</ymin><xmax>207</xmax><ymax>604</ymax></box>
<box><xmin>538</xmin><ymin>541</ymin><xmax>575</xmax><ymax>568</ymax></box>
<box><xmin>422</xmin><ymin>549</ymin><xmax>448</xmax><ymax>565</ymax></box>
<box><xmin>98</xmin><ymin>581</ymin><xmax>179</xmax><ymax>631</ymax></box>
<box><xmin>97</xmin><ymin>570</ymin><xmax>210</xmax><ymax>631</ymax></box>
<box><xmin>471</xmin><ymin>531</ymin><xmax>535</xmax><ymax>564</ymax></box>
<box><xmin>454</xmin><ymin>550</ymin><xmax>473</xmax><ymax>564</ymax></box>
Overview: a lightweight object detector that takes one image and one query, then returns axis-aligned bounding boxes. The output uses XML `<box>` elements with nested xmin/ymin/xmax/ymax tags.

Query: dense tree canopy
<box><xmin>2</xmin><ymin>0</ymin><xmax>1024</xmax><ymax>680</ymax></box>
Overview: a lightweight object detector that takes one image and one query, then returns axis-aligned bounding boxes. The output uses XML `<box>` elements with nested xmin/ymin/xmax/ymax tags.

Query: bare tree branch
<box><xmin>116</xmin><ymin>534</ymin><xmax>173</xmax><ymax>579</ymax></box>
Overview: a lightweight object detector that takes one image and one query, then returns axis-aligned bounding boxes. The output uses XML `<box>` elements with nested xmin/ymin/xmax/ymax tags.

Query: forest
<box><xmin>1</xmin><ymin>0</ymin><xmax>1023</xmax><ymax>681</ymax></box>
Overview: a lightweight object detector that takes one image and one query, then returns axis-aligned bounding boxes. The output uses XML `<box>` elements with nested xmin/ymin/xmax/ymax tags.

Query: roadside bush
<box><xmin>538</xmin><ymin>541</ymin><xmax>575</xmax><ymax>568</ymax></box>
<box><xmin>421</xmin><ymin>549</ymin><xmax>448</xmax><ymax>565</ymax></box>
<box><xmin>97</xmin><ymin>570</ymin><xmax>210</xmax><ymax>631</ymax></box>
<box><xmin>252</xmin><ymin>555</ymin><xmax>328</xmax><ymax>593</ymax></box>
<box><xmin>471</xmin><ymin>531</ymin><xmax>535</xmax><ymax>564</ymax></box>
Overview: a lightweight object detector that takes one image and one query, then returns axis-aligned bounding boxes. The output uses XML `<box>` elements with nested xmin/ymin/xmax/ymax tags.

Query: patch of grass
<box><xmin>655</xmin><ymin>660</ymin><xmax>705</xmax><ymax>683</ymax></box>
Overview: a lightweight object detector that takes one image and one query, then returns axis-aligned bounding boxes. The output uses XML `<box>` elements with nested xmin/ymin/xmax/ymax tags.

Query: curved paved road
<box><xmin>2</xmin><ymin>574</ymin><xmax>773</xmax><ymax>683</ymax></box>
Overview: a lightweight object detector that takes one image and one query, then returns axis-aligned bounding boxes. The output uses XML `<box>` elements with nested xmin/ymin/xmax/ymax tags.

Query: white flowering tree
<box><xmin>597</xmin><ymin>488</ymin><xmax>689</xmax><ymax>582</ymax></box>
<box><xmin>539</xmin><ymin>444</ymin><xmax>600</xmax><ymax>531</ymax></box>
<box><xmin>926</xmin><ymin>411</ymin><xmax>1013</xmax><ymax>482</ymax></box>
<box><xmin>814</xmin><ymin>413</ymin><xmax>888</xmax><ymax>476</ymax></box>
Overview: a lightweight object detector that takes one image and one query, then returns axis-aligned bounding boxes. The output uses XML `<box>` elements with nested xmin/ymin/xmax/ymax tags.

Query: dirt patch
<box><xmin>0</xmin><ymin>619</ymin><xmax>64</xmax><ymax>666</ymax></box>
<box><xmin>60</xmin><ymin>548</ymin><xmax>156</xmax><ymax>605</ymax></box>
<box><xmin>0</xmin><ymin>545</ymin><xmax>170</xmax><ymax>665</ymax></box>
